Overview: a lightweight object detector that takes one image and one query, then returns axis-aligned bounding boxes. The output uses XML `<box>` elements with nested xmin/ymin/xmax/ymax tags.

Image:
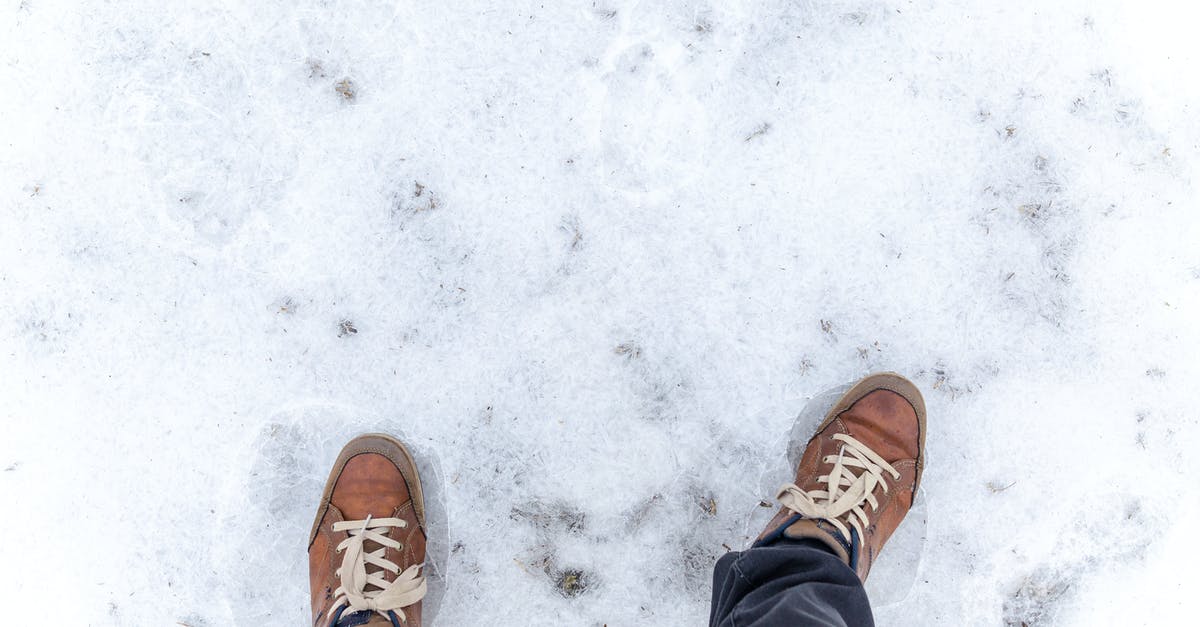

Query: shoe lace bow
<box><xmin>328</xmin><ymin>516</ymin><xmax>427</xmax><ymax>623</ymax></box>
<box><xmin>776</xmin><ymin>433</ymin><xmax>901</xmax><ymax>543</ymax></box>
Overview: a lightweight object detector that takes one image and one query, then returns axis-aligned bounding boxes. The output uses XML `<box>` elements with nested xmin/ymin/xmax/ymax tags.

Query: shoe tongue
<box><xmin>354</xmin><ymin>529</ymin><xmax>394</xmax><ymax>590</ymax></box>
<box><xmin>361</xmin><ymin>536</ymin><xmax>386</xmax><ymax>563</ymax></box>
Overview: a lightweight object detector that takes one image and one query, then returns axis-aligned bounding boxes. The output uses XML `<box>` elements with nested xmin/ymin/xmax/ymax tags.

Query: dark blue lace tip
<box><xmin>331</xmin><ymin>606</ymin><xmax>373</xmax><ymax>627</ymax></box>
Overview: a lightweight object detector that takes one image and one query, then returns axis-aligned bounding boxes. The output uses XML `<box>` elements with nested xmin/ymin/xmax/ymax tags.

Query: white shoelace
<box><xmin>327</xmin><ymin>516</ymin><xmax>427</xmax><ymax>623</ymax></box>
<box><xmin>776</xmin><ymin>433</ymin><xmax>901</xmax><ymax>544</ymax></box>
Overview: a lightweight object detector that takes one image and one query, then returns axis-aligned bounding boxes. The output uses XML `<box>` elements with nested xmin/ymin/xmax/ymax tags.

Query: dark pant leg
<box><xmin>709</xmin><ymin>539</ymin><xmax>874</xmax><ymax>627</ymax></box>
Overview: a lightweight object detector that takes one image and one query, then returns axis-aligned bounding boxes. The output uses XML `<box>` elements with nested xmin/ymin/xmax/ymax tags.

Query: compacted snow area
<box><xmin>2</xmin><ymin>1</ymin><xmax>1198</xmax><ymax>625</ymax></box>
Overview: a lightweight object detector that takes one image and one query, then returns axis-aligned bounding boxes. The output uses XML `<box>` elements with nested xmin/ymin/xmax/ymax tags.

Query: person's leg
<box><xmin>309</xmin><ymin>434</ymin><xmax>429</xmax><ymax>627</ymax></box>
<box><xmin>710</xmin><ymin>372</ymin><xmax>926</xmax><ymax>626</ymax></box>
<box><xmin>710</xmin><ymin>539</ymin><xmax>873</xmax><ymax>627</ymax></box>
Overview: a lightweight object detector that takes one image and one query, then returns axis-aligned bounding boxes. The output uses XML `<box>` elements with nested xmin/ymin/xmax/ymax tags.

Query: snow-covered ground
<box><xmin>2</xmin><ymin>1</ymin><xmax>1198</xmax><ymax>624</ymax></box>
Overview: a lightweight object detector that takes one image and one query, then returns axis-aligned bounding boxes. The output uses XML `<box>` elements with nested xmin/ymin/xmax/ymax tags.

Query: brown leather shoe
<box><xmin>309</xmin><ymin>434</ymin><xmax>428</xmax><ymax>626</ymax></box>
<box><xmin>757</xmin><ymin>372</ymin><xmax>926</xmax><ymax>581</ymax></box>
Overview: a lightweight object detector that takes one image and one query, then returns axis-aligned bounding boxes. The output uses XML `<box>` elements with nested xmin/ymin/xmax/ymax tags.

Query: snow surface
<box><xmin>2</xmin><ymin>0</ymin><xmax>1199</xmax><ymax>625</ymax></box>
